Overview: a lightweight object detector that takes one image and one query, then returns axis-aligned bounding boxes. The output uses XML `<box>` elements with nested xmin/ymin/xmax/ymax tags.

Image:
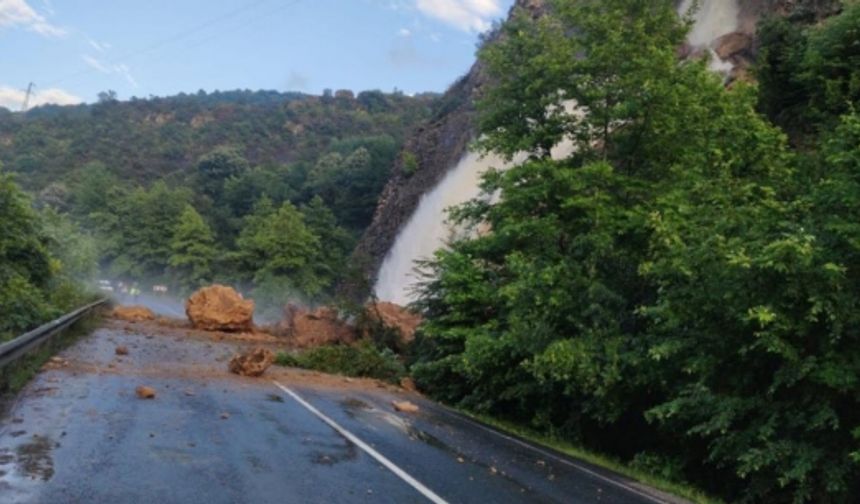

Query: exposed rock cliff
<box><xmin>350</xmin><ymin>1</ymin><xmax>544</xmax><ymax>294</ymax></box>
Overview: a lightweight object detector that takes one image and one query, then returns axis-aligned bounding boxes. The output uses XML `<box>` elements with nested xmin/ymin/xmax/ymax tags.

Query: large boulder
<box><xmin>229</xmin><ymin>347</ymin><xmax>275</xmax><ymax>377</ymax></box>
<box><xmin>185</xmin><ymin>285</ymin><xmax>254</xmax><ymax>332</ymax></box>
<box><xmin>278</xmin><ymin>304</ymin><xmax>357</xmax><ymax>348</ymax></box>
<box><xmin>712</xmin><ymin>31</ymin><xmax>753</xmax><ymax>60</ymax></box>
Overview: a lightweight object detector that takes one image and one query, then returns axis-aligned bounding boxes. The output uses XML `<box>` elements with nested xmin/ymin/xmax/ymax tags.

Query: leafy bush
<box><xmin>276</xmin><ymin>341</ymin><xmax>406</xmax><ymax>383</ymax></box>
<box><xmin>401</xmin><ymin>151</ymin><xmax>419</xmax><ymax>176</ymax></box>
<box><xmin>0</xmin><ymin>169</ymin><xmax>94</xmax><ymax>341</ymax></box>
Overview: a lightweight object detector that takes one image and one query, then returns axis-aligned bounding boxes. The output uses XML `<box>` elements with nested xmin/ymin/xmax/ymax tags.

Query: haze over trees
<box><xmin>411</xmin><ymin>1</ymin><xmax>860</xmax><ymax>502</ymax></box>
<box><xmin>0</xmin><ymin>89</ymin><xmax>436</xmax><ymax>314</ymax></box>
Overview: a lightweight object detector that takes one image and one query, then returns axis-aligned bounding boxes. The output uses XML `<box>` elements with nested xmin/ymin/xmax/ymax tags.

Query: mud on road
<box><xmin>0</xmin><ymin>318</ymin><xmax>685</xmax><ymax>504</ymax></box>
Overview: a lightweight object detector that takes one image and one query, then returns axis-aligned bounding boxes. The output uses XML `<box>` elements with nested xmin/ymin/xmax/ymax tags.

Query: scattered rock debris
<box><xmin>277</xmin><ymin>305</ymin><xmax>356</xmax><ymax>348</ymax></box>
<box><xmin>112</xmin><ymin>306</ymin><xmax>156</xmax><ymax>322</ymax></box>
<box><xmin>392</xmin><ymin>400</ymin><xmax>420</xmax><ymax>414</ymax></box>
<box><xmin>115</xmin><ymin>346</ymin><xmax>129</xmax><ymax>356</ymax></box>
<box><xmin>365</xmin><ymin>302</ymin><xmax>423</xmax><ymax>348</ymax></box>
<box><xmin>228</xmin><ymin>347</ymin><xmax>275</xmax><ymax>377</ymax></box>
<box><xmin>135</xmin><ymin>386</ymin><xmax>156</xmax><ymax>399</ymax></box>
<box><xmin>399</xmin><ymin>377</ymin><xmax>417</xmax><ymax>392</ymax></box>
<box><xmin>42</xmin><ymin>357</ymin><xmax>68</xmax><ymax>371</ymax></box>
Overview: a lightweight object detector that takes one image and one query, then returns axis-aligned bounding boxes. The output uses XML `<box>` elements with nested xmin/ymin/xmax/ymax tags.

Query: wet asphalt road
<box><xmin>0</xmin><ymin>320</ymin><xmax>686</xmax><ymax>504</ymax></box>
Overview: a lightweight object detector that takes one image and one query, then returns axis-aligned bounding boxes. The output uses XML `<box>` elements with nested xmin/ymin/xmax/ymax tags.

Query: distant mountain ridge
<box><xmin>0</xmin><ymin>88</ymin><xmax>437</xmax><ymax>192</ymax></box>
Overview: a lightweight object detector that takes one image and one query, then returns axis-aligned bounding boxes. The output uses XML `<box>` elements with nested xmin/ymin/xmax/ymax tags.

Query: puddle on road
<box><xmin>340</xmin><ymin>397</ymin><xmax>372</xmax><ymax>418</ymax></box>
<box><xmin>406</xmin><ymin>426</ymin><xmax>453</xmax><ymax>452</ymax></box>
<box><xmin>305</xmin><ymin>436</ymin><xmax>358</xmax><ymax>467</ymax></box>
<box><xmin>15</xmin><ymin>435</ymin><xmax>58</xmax><ymax>481</ymax></box>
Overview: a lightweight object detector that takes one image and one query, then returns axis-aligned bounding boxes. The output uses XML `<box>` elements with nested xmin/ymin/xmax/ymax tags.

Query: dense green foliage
<box><xmin>1</xmin><ymin>89</ymin><xmax>434</xmax><ymax>306</ymax></box>
<box><xmin>0</xmin><ymin>90</ymin><xmax>434</xmax><ymax>192</ymax></box>
<box><xmin>410</xmin><ymin>1</ymin><xmax>860</xmax><ymax>502</ymax></box>
<box><xmin>0</xmin><ymin>168</ymin><xmax>96</xmax><ymax>341</ymax></box>
<box><xmin>757</xmin><ymin>4</ymin><xmax>860</xmax><ymax>138</ymax></box>
<box><xmin>276</xmin><ymin>341</ymin><xmax>406</xmax><ymax>383</ymax></box>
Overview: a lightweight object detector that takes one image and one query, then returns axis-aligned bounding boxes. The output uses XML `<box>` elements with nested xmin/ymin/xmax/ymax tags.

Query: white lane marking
<box><xmin>273</xmin><ymin>381</ymin><xmax>449</xmax><ymax>504</ymax></box>
<box><xmin>447</xmin><ymin>413</ymin><xmax>674</xmax><ymax>504</ymax></box>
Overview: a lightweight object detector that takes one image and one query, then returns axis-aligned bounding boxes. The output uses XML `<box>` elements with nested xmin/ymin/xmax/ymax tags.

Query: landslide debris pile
<box><xmin>278</xmin><ymin>305</ymin><xmax>357</xmax><ymax>348</ymax></box>
<box><xmin>365</xmin><ymin>302</ymin><xmax>422</xmax><ymax>345</ymax></box>
<box><xmin>112</xmin><ymin>306</ymin><xmax>156</xmax><ymax>322</ymax></box>
<box><xmin>185</xmin><ymin>285</ymin><xmax>254</xmax><ymax>332</ymax></box>
<box><xmin>229</xmin><ymin>347</ymin><xmax>275</xmax><ymax>377</ymax></box>
<box><xmin>274</xmin><ymin>302</ymin><xmax>422</xmax><ymax>349</ymax></box>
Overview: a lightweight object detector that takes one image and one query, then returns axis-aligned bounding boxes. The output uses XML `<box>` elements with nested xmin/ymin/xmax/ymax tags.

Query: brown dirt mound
<box><xmin>229</xmin><ymin>347</ymin><xmax>275</xmax><ymax>377</ymax></box>
<box><xmin>112</xmin><ymin>306</ymin><xmax>156</xmax><ymax>322</ymax></box>
<box><xmin>367</xmin><ymin>302</ymin><xmax>422</xmax><ymax>344</ymax></box>
<box><xmin>278</xmin><ymin>304</ymin><xmax>357</xmax><ymax>348</ymax></box>
<box><xmin>186</xmin><ymin>285</ymin><xmax>254</xmax><ymax>332</ymax></box>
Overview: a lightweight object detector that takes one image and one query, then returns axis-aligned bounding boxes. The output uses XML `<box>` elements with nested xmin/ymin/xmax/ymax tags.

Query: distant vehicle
<box><xmin>153</xmin><ymin>285</ymin><xmax>169</xmax><ymax>294</ymax></box>
<box><xmin>97</xmin><ymin>280</ymin><xmax>114</xmax><ymax>293</ymax></box>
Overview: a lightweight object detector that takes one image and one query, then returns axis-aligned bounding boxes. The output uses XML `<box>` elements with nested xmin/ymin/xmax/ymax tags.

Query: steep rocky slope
<box><xmin>353</xmin><ymin>0</ymin><xmax>843</xmax><ymax>296</ymax></box>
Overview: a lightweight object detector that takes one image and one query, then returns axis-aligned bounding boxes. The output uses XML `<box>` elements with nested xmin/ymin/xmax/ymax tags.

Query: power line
<box><xmin>42</xmin><ymin>0</ymin><xmax>277</xmax><ymax>88</ymax></box>
<box><xmin>177</xmin><ymin>0</ymin><xmax>303</xmax><ymax>55</ymax></box>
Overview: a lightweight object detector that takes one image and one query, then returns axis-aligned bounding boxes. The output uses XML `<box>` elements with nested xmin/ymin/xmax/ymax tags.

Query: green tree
<box><xmin>412</xmin><ymin>1</ymin><xmax>860</xmax><ymax>501</ymax></box>
<box><xmin>70</xmin><ymin>162</ymin><xmax>119</xmax><ymax>222</ymax></box>
<box><xmin>93</xmin><ymin>181</ymin><xmax>191</xmax><ymax>279</ymax></box>
<box><xmin>300</xmin><ymin>196</ymin><xmax>355</xmax><ymax>291</ymax></box>
<box><xmin>223</xmin><ymin>163</ymin><xmax>296</xmax><ymax>218</ymax></box>
<box><xmin>169</xmin><ymin>205</ymin><xmax>217</xmax><ymax>290</ymax></box>
<box><xmin>235</xmin><ymin>198</ymin><xmax>323</xmax><ymax>297</ymax></box>
<box><xmin>196</xmin><ymin>146</ymin><xmax>250</xmax><ymax>199</ymax></box>
<box><xmin>0</xmin><ymin>168</ymin><xmax>54</xmax><ymax>340</ymax></box>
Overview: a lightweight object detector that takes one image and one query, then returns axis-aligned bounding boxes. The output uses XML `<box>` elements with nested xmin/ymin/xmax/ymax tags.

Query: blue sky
<box><xmin>0</xmin><ymin>0</ymin><xmax>514</xmax><ymax>109</ymax></box>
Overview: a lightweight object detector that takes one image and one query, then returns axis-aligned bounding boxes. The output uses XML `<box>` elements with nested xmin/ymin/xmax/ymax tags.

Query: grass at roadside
<box><xmin>275</xmin><ymin>341</ymin><xmax>406</xmax><ymax>383</ymax></box>
<box><xmin>454</xmin><ymin>409</ymin><xmax>722</xmax><ymax>504</ymax></box>
<box><xmin>0</xmin><ymin>310</ymin><xmax>103</xmax><ymax>395</ymax></box>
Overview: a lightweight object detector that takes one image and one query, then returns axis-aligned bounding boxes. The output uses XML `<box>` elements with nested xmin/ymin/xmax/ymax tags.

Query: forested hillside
<box><xmin>0</xmin><ymin>89</ymin><xmax>435</xmax><ymax>191</ymax></box>
<box><xmin>0</xmin><ymin>88</ymin><xmax>437</xmax><ymax>327</ymax></box>
<box><xmin>410</xmin><ymin>1</ymin><xmax>860</xmax><ymax>502</ymax></box>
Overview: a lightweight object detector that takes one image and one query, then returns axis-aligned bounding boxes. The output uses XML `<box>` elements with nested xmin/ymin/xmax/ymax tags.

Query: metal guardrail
<box><xmin>0</xmin><ymin>298</ymin><xmax>108</xmax><ymax>369</ymax></box>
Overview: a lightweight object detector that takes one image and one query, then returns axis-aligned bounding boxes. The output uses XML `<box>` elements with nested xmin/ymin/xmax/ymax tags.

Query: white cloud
<box><xmin>82</xmin><ymin>54</ymin><xmax>139</xmax><ymax>88</ymax></box>
<box><xmin>82</xmin><ymin>54</ymin><xmax>110</xmax><ymax>73</ymax></box>
<box><xmin>0</xmin><ymin>0</ymin><xmax>65</xmax><ymax>37</ymax></box>
<box><xmin>415</xmin><ymin>0</ymin><xmax>503</xmax><ymax>32</ymax></box>
<box><xmin>398</xmin><ymin>27</ymin><xmax>412</xmax><ymax>36</ymax></box>
<box><xmin>86</xmin><ymin>36</ymin><xmax>111</xmax><ymax>53</ymax></box>
<box><xmin>39</xmin><ymin>0</ymin><xmax>54</xmax><ymax>15</ymax></box>
<box><xmin>0</xmin><ymin>85</ymin><xmax>81</xmax><ymax>110</ymax></box>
